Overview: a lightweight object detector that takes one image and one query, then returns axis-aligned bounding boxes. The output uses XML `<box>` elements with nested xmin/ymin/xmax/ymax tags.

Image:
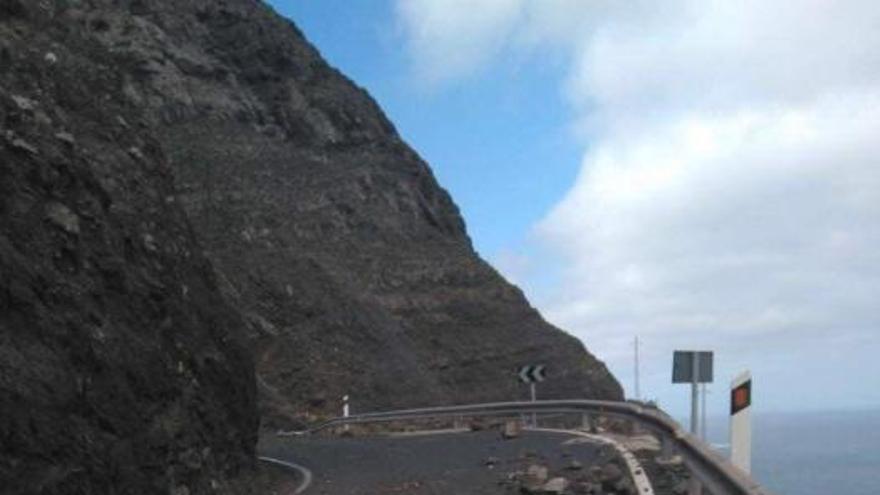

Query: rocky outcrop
<box><xmin>24</xmin><ymin>0</ymin><xmax>623</xmax><ymax>423</ymax></box>
<box><xmin>0</xmin><ymin>3</ymin><xmax>256</xmax><ymax>493</ymax></box>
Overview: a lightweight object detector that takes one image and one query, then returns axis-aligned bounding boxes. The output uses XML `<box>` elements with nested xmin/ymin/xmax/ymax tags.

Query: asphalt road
<box><xmin>259</xmin><ymin>429</ymin><xmax>620</xmax><ymax>494</ymax></box>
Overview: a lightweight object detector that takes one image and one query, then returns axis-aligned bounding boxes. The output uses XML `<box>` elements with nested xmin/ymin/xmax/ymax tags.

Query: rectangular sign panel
<box><xmin>731</xmin><ymin>378</ymin><xmax>752</xmax><ymax>415</ymax></box>
<box><xmin>672</xmin><ymin>350</ymin><xmax>714</xmax><ymax>383</ymax></box>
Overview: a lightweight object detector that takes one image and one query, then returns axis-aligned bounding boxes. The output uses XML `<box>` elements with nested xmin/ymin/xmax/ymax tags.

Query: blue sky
<box><xmin>268</xmin><ymin>1</ymin><xmax>880</xmax><ymax>420</ymax></box>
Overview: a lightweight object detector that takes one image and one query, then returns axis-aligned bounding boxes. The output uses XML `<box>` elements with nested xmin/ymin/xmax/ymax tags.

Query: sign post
<box><xmin>730</xmin><ymin>371</ymin><xmax>752</xmax><ymax>474</ymax></box>
<box><xmin>690</xmin><ymin>352</ymin><xmax>699</xmax><ymax>435</ymax></box>
<box><xmin>672</xmin><ymin>350</ymin><xmax>713</xmax><ymax>438</ymax></box>
<box><xmin>518</xmin><ymin>364</ymin><xmax>546</xmax><ymax>427</ymax></box>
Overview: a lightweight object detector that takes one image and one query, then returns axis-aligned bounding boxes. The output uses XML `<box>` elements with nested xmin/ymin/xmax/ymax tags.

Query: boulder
<box><xmin>541</xmin><ymin>477</ymin><xmax>570</xmax><ymax>494</ymax></box>
<box><xmin>601</xmin><ymin>463</ymin><xmax>624</xmax><ymax>483</ymax></box>
<box><xmin>502</xmin><ymin>420</ymin><xmax>522</xmax><ymax>439</ymax></box>
<box><xmin>521</xmin><ymin>464</ymin><xmax>549</xmax><ymax>491</ymax></box>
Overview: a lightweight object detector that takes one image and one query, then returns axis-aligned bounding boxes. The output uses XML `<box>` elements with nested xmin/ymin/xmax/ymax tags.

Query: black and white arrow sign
<box><xmin>518</xmin><ymin>364</ymin><xmax>546</xmax><ymax>384</ymax></box>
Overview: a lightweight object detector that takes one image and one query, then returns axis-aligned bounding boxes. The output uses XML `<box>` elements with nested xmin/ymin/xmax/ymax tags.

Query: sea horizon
<box><xmin>695</xmin><ymin>407</ymin><xmax>880</xmax><ymax>495</ymax></box>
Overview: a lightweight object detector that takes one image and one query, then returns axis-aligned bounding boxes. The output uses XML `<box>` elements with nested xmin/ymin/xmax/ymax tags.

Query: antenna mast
<box><xmin>634</xmin><ymin>336</ymin><xmax>641</xmax><ymax>400</ymax></box>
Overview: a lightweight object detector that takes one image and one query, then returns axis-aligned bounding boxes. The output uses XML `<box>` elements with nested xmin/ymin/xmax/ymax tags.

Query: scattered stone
<box><xmin>500</xmin><ymin>471</ymin><xmax>521</xmax><ymax>486</ymax></box>
<box><xmin>44</xmin><ymin>52</ymin><xmax>58</xmax><ymax>64</ymax></box>
<box><xmin>484</xmin><ymin>456</ymin><xmax>499</xmax><ymax>468</ymax></box>
<box><xmin>522</xmin><ymin>464</ymin><xmax>549</xmax><ymax>490</ymax></box>
<box><xmin>520</xmin><ymin>449</ymin><xmax>540</xmax><ymax>460</ymax></box>
<box><xmin>46</xmin><ymin>202</ymin><xmax>80</xmax><ymax>234</ymax></box>
<box><xmin>672</xmin><ymin>479</ymin><xmax>690</xmax><ymax>495</ymax></box>
<box><xmin>572</xmin><ymin>481</ymin><xmax>602</xmax><ymax>495</ymax></box>
<box><xmin>614</xmin><ymin>478</ymin><xmax>636</xmax><ymax>495</ymax></box>
<box><xmin>601</xmin><ymin>462</ymin><xmax>624</xmax><ymax>483</ymax></box>
<box><xmin>501</xmin><ymin>419</ymin><xmax>521</xmax><ymax>439</ymax></box>
<box><xmin>540</xmin><ymin>477</ymin><xmax>569</xmax><ymax>494</ymax></box>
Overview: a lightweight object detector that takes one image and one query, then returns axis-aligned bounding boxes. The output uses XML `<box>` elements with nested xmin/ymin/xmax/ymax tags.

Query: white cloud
<box><xmin>396</xmin><ymin>0</ymin><xmax>880</xmax><ymax>413</ymax></box>
<box><xmin>395</xmin><ymin>0</ymin><xmax>524</xmax><ymax>86</ymax></box>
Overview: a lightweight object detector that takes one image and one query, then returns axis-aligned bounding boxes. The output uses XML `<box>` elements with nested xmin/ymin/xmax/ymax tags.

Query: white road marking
<box><xmin>530</xmin><ymin>428</ymin><xmax>655</xmax><ymax>495</ymax></box>
<box><xmin>258</xmin><ymin>455</ymin><xmax>313</xmax><ymax>494</ymax></box>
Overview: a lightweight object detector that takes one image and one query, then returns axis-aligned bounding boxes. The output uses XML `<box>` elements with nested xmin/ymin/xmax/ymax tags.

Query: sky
<box><xmin>268</xmin><ymin>0</ymin><xmax>880</xmax><ymax>420</ymax></box>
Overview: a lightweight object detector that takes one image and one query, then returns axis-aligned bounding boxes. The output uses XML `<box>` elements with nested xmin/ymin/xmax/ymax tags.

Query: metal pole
<box><xmin>690</xmin><ymin>353</ymin><xmax>699</xmax><ymax>435</ymax></box>
<box><xmin>634</xmin><ymin>336</ymin><xmax>641</xmax><ymax>400</ymax></box>
<box><xmin>700</xmin><ymin>383</ymin><xmax>707</xmax><ymax>441</ymax></box>
<box><xmin>530</xmin><ymin>383</ymin><xmax>537</xmax><ymax>427</ymax></box>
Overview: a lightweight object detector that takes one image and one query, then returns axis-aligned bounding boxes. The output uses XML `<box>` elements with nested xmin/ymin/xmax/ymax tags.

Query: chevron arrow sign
<box><xmin>518</xmin><ymin>364</ymin><xmax>546</xmax><ymax>384</ymax></box>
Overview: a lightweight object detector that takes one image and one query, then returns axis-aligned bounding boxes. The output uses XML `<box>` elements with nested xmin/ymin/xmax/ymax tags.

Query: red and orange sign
<box><xmin>730</xmin><ymin>379</ymin><xmax>752</xmax><ymax>415</ymax></box>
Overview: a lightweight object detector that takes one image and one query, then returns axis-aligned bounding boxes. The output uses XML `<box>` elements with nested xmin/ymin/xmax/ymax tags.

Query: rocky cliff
<box><xmin>0</xmin><ymin>2</ymin><xmax>256</xmax><ymax>493</ymax></box>
<box><xmin>79</xmin><ymin>0</ymin><xmax>622</xmax><ymax>422</ymax></box>
<box><xmin>1</xmin><ymin>4</ymin><xmax>621</xmax><ymax>492</ymax></box>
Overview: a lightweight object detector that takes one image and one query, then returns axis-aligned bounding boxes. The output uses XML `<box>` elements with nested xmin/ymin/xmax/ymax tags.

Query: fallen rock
<box><xmin>502</xmin><ymin>419</ymin><xmax>521</xmax><ymax>439</ymax></box>
<box><xmin>601</xmin><ymin>462</ymin><xmax>624</xmax><ymax>483</ymax></box>
<box><xmin>484</xmin><ymin>456</ymin><xmax>499</xmax><ymax>468</ymax></box>
<box><xmin>673</xmin><ymin>479</ymin><xmax>690</xmax><ymax>495</ymax></box>
<box><xmin>566</xmin><ymin>459</ymin><xmax>583</xmax><ymax>471</ymax></box>
<box><xmin>571</xmin><ymin>481</ymin><xmax>602</xmax><ymax>495</ymax></box>
<box><xmin>541</xmin><ymin>477</ymin><xmax>569</xmax><ymax>494</ymax></box>
<box><xmin>522</xmin><ymin>464</ymin><xmax>549</xmax><ymax>490</ymax></box>
<box><xmin>614</xmin><ymin>478</ymin><xmax>636</xmax><ymax>495</ymax></box>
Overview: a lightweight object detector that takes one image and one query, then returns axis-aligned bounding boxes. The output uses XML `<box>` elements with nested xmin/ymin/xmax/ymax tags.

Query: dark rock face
<box><xmin>95</xmin><ymin>0</ymin><xmax>622</xmax><ymax>418</ymax></box>
<box><xmin>0</xmin><ymin>3</ymin><xmax>256</xmax><ymax>493</ymax></box>
<box><xmin>2</xmin><ymin>9</ymin><xmax>620</xmax><ymax>492</ymax></box>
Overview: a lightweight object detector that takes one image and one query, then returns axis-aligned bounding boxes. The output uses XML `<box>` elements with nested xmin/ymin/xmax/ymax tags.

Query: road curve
<box><xmin>260</xmin><ymin>429</ymin><xmax>626</xmax><ymax>494</ymax></box>
<box><xmin>258</xmin><ymin>455</ymin><xmax>313</xmax><ymax>494</ymax></box>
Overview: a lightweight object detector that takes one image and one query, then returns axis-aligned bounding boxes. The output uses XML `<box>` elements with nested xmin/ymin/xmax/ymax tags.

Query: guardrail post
<box><xmin>581</xmin><ymin>413</ymin><xmax>591</xmax><ymax>431</ymax></box>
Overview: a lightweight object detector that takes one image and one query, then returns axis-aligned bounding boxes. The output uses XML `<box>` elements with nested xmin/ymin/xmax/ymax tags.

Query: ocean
<box><xmin>702</xmin><ymin>408</ymin><xmax>880</xmax><ymax>495</ymax></box>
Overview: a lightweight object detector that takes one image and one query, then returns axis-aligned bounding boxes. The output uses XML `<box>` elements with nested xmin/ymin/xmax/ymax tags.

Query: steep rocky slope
<box><xmin>75</xmin><ymin>0</ymin><xmax>622</xmax><ymax>420</ymax></box>
<box><xmin>2</xmin><ymin>0</ymin><xmax>621</xmax><ymax>463</ymax></box>
<box><xmin>0</xmin><ymin>2</ymin><xmax>256</xmax><ymax>493</ymax></box>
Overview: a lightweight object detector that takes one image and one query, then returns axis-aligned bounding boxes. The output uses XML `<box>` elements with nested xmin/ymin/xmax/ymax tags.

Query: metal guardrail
<box><xmin>281</xmin><ymin>400</ymin><xmax>775</xmax><ymax>495</ymax></box>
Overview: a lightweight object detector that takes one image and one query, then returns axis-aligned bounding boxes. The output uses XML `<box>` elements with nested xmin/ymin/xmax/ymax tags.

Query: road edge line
<box><xmin>528</xmin><ymin>427</ymin><xmax>655</xmax><ymax>495</ymax></box>
<box><xmin>258</xmin><ymin>455</ymin><xmax>313</xmax><ymax>494</ymax></box>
